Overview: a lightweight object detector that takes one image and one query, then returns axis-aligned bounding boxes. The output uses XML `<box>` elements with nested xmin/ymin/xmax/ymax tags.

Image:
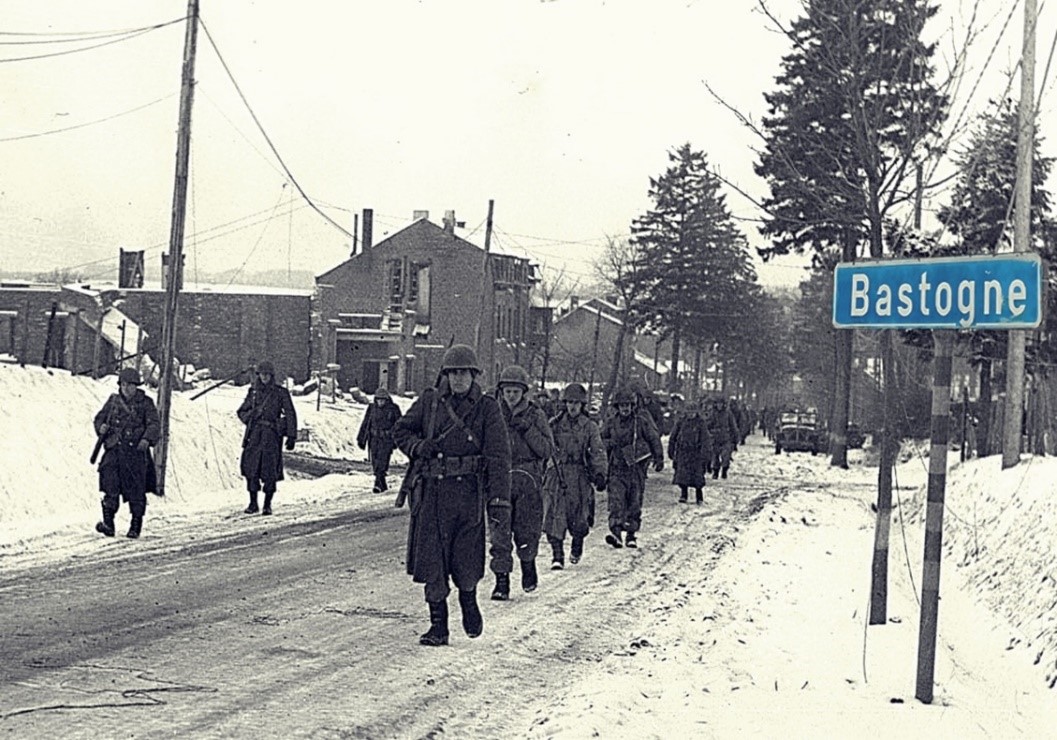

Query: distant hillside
<box><xmin>1</xmin><ymin>268</ymin><xmax>318</xmax><ymax>291</ymax></box>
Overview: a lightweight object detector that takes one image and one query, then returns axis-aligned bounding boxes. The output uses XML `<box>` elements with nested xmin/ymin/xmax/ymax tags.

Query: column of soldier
<box><xmin>88</xmin><ymin>345</ymin><xmax>744</xmax><ymax>648</ymax></box>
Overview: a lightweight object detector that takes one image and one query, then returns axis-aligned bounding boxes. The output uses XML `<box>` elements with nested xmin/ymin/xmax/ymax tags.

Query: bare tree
<box><xmin>595</xmin><ymin>235</ymin><xmax>649</xmax><ymax>409</ymax></box>
<box><xmin>532</xmin><ymin>264</ymin><xmax>578</xmax><ymax>387</ymax></box>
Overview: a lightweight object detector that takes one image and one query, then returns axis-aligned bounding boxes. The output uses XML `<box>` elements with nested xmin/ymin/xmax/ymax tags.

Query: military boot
<box><xmin>244</xmin><ymin>492</ymin><xmax>259</xmax><ymax>514</ymax></box>
<box><xmin>695</xmin><ymin>488</ymin><xmax>704</xmax><ymax>505</ymax></box>
<box><xmin>548</xmin><ymin>536</ymin><xmax>564</xmax><ymax>570</ymax></box>
<box><xmin>490</xmin><ymin>573</ymin><xmax>510</xmax><ymax>601</ymax></box>
<box><xmin>95</xmin><ymin>505</ymin><xmax>116</xmax><ymax>537</ymax></box>
<box><xmin>262</xmin><ymin>493</ymin><xmax>273</xmax><ymax>516</ymax></box>
<box><xmin>605</xmin><ymin>529</ymin><xmax>624</xmax><ymax>549</ymax></box>
<box><xmin>721</xmin><ymin>466</ymin><xmax>729</xmax><ymax>479</ymax></box>
<box><xmin>520</xmin><ymin>558</ymin><xmax>538</xmax><ymax>593</ymax></box>
<box><xmin>458</xmin><ymin>589</ymin><xmax>483</xmax><ymax>638</ymax></box>
<box><xmin>127</xmin><ymin>515</ymin><xmax>143</xmax><ymax>539</ymax></box>
<box><xmin>570</xmin><ymin>535</ymin><xmax>584</xmax><ymax>564</ymax></box>
<box><xmin>678</xmin><ymin>486</ymin><xmax>688</xmax><ymax>504</ymax></box>
<box><xmin>372</xmin><ymin>474</ymin><xmax>384</xmax><ymax>493</ymax></box>
<box><xmin>419</xmin><ymin>600</ymin><xmax>449</xmax><ymax>646</ymax></box>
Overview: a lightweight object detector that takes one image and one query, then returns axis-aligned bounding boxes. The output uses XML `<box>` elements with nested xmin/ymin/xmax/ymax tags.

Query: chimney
<box><xmin>362</xmin><ymin>208</ymin><xmax>373</xmax><ymax>251</ymax></box>
<box><xmin>119</xmin><ymin>248</ymin><xmax>145</xmax><ymax>288</ymax></box>
<box><xmin>413</xmin><ymin>210</ymin><xmax>429</xmax><ymax>221</ymax></box>
<box><xmin>443</xmin><ymin>210</ymin><xmax>456</xmax><ymax>234</ymax></box>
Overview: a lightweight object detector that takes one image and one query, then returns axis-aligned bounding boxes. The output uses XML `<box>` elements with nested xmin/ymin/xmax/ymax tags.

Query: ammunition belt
<box><xmin>421</xmin><ymin>454</ymin><xmax>483</xmax><ymax>480</ymax></box>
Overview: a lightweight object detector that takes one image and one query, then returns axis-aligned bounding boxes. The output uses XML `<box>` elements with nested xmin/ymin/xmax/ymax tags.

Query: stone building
<box><xmin>315</xmin><ymin>211</ymin><xmax>546</xmax><ymax>394</ymax></box>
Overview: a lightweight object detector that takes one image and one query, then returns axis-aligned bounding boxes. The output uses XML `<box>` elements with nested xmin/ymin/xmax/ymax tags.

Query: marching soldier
<box><xmin>236</xmin><ymin>361</ymin><xmax>298</xmax><ymax>515</ymax></box>
<box><xmin>392</xmin><ymin>345</ymin><xmax>511</xmax><ymax>647</ymax></box>
<box><xmin>668</xmin><ymin>399</ymin><xmax>712</xmax><ymax>504</ymax></box>
<box><xmin>357</xmin><ymin>387</ymin><xmax>403</xmax><ymax>492</ymax></box>
<box><xmin>491</xmin><ymin>365</ymin><xmax>554</xmax><ymax>599</ymax></box>
<box><xmin>600</xmin><ymin>387</ymin><xmax>663</xmax><ymax>549</ymax></box>
<box><xmin>706</xmin><ymin>396</ymin><xmax>740</xmax><ymax>479</ymax></box>
<box><xmin>93</xmin><ymin>368</ymin><xmax>160</xmax><ymax>539</ymax></box>
<box><xmin>542</xmin><ymin>383</ymin><xmax>606</xmax><ymax>568</ymax></box>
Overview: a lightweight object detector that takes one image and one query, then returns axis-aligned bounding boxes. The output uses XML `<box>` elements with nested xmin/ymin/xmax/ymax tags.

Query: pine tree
<box><xmin>630</xmin><ymin>144</ymin><xmax>758</xmax><ymax>393</ymax></box>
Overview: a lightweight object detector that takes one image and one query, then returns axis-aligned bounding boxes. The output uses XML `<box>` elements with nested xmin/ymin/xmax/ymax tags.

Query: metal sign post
<box><xmin>832</xmin><ymin>253</ymin><xmax>1043</xmax><ymax>704</ymax></box>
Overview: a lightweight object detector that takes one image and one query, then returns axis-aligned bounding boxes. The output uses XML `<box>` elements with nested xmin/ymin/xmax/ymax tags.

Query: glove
<box><xmin>413</xmin><ymin>438</ymin><xmax>437</xmax><ymax>459</ymax></box>
<box><xmin>136</xmin><ymin>439</ymin><xmax>150</xmax><ymax>452</ymax></box>
<box><xmin>99</xmin><ymin>423</ymin><xmax>109</xmax><ymax>435</ymax></box>
<box><xmin>593</xmin><ymin>473</ymin><xmax>607</xmax><ymax>492</ymax></box>
<box><xmin>653</xmin><ymin>458</ymin><xmax>664</xmax><ymax>473</ymax></box>
<box><xmin>285</xmin><ymin>437</ymin><xmax>296</xmax><ymax>451</ymax></box>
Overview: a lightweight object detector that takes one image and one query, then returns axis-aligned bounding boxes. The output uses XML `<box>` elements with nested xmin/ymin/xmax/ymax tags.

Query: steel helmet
<box><xmin>497</xmin><ymin>365</ymin><xmax>530</xmax><ymax>390</ymax></box>
<box><xmin>611</xmin><ymin>387</ymin><xmax>635</xmax><ymax>405</ymax></box>
<box><xmin>440</xmin><ymin>344</ymin><xmax>480</xmax><ymax>374</ymax></box>
<box><xmin>118</xmin><ymin>367</ymin><xmax>142</xmax><ymax>385</ymax></box>
<box><xmin>561</xmin><ymin>383</ymin><xmax>587</xmax><ymax>403</ymax></box>
<box><xmin>257</xmin><ymin>360</ymin><xmax>276</xmax><ymax>376</ymax></box>
<box><xmin>374</xmin><ymin>387</ymin><xmax>390</xmax><ymax>399</ymax></box>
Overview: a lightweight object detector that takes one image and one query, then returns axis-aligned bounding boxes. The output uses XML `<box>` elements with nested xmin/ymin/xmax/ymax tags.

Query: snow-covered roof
<box><xmin>75</xmin><ymin>281</ymin><xmax>313</xmax><ymax>297</ymax></box>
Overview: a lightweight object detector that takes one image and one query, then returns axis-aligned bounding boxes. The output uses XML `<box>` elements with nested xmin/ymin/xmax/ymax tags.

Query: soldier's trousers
<box><xmin>607</xmin><ymin>464</ymin><xmax>645</xmax><ymax>535</ymax></box>
<box><xmin>711</xmin><ymin>443</ymin><xmax>734</xmax><ymax>473</ymax></box>
<box><xmin>101</xmin><ymin>490</ymin><xmax>146</xmax><ymax>518</ymax></box>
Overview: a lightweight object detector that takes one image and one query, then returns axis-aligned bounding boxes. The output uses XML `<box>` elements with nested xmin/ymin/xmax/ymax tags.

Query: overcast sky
<box><xmin>0</xmin><ymin>0</ymin><xmax>1048</xmax><ymax>290</ymax></box>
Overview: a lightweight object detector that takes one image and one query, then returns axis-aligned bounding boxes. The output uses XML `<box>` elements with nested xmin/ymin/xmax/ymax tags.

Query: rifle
<box><xmin>191</xmin><ymin>366</ymin><xmax>255</xmax><ymax>401</ymax></box>
<box><xmin>395</xmin><ymin>391</ymin><xmax>440</xmax><ymax>508</ymax></box>
<box><xmin>89</xmin><ymin>433</ymin><xmax>106</xmax><ymax>464</ymax></box>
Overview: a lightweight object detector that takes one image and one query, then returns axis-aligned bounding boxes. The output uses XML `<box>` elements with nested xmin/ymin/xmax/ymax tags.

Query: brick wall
<box><xmin>116</xmin><ymin>290</ymin><xmax>312</xmax><ymax>382</ymax></box>
<box><xmin>0</xmin><ymin>286</ymin><xmax>66</xmax><ymax>367</ymax></box>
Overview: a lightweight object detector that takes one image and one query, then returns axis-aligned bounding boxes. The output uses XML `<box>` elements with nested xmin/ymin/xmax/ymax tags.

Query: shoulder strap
<box><xmin>440</xmin><ymin>396</ymin><xmax>482</xmax><ymax>453</ymax></box>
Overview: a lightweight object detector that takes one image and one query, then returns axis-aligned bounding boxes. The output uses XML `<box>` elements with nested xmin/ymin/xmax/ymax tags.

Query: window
<box><xmin>388</xmin><ymin>260</ymin><xmax>403</xmax><ymax>304</ymax></box>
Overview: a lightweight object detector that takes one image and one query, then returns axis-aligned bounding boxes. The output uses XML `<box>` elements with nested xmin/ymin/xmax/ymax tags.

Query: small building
<box><xmin>315</xmin><ymin>211</ymin><xmax>544</xmax><ymax>394</ymax></box>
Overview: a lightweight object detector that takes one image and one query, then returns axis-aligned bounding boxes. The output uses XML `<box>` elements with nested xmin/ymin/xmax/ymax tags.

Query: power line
<box><xmin>0</xmin><ymin>18</ymin><xmax>184</xmax><ymax>63</ymax></box>
<box><xmin>197</xmin><ymin>16</ymin><xmax>354</xmax><ymax>241</ymax></box>
<box><xmin>0</xmin><ymin>92</ymin><xmax>176</xmax><ymax>143</ymax></box>
<box><xmin>0</xmin><ymin>20</ymin><xmax>181</xmax><ymax>45</ymax></box>
<box><xmin>0</xmin><ymin>20</ymin><xmax>184</xmax><ymax>38</ymax></box>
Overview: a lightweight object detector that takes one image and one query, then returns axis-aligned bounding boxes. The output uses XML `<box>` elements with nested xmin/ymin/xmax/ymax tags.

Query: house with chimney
<box><xmin>314</xmin><ymin>210</ymin><xmax>547</xmax><ymax>394</ymax></box>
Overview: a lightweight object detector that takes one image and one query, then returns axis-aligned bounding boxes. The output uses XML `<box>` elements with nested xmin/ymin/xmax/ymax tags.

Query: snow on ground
<box><xmin>2</xmin><ymin>361</ymin><xmax>1056</xmax><ymax>737</ymax></box>
<box><xmin>526</xmin><ymin>446</ymin><xmax>1057</xmax><ymax>739</ymax></box>
<box><xmin>0</xmin><ymin>362</ymin><xmax>406</xmax><ymax>568</ymax></box>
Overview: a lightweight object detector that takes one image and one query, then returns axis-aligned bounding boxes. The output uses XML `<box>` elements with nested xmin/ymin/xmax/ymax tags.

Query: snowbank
<box><xmin>0</xmin><ymin>363</ymin><xmax>406</xmax><ymax>558</ymax></box>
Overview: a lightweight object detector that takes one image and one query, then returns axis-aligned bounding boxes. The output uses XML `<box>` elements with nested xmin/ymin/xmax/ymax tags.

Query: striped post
<box><xmin>915</xmin><ymin>331</ymin><xmax>954</xmax><ymax>703</ymax></box>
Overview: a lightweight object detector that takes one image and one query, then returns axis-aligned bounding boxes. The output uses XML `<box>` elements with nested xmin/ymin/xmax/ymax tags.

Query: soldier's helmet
<box><xmin>257</xmin><ymin>360</ymin><xmax>276</xmax><ymax>376</ymax></box>
<box><xmin>612</xmin><ymin>387</ymin><xmax>635</xmax><ymax>405</ymax></box>
<box><xmin>374</xmin><ymin>387</ymin><xmax>390</xmax><ymax>399</ymax></box>
<box><xmin>440</xmin><ymin>344</ymin><xmax>480</xmax><ymax>374</ymax></box>
<box><xmin>118</xmin><ymin>367</ymin><xmax>142</xmax><ymax>385</ymax></box>
<box><xmin>497</xmin><ymin>365</ymin><xmax>530</xmax><ymax>390</ymax></box>
<box><xmin>561</xmin><ymin>383</ymin><xmax>588</xmax><ymax>403</ymax></box>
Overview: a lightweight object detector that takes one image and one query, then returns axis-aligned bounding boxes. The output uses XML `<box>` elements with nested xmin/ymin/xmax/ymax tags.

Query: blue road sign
<box><xmin>833</xmin><ymin>253</ymin><xmax>1044</xmax><ymax>329</ymax></box>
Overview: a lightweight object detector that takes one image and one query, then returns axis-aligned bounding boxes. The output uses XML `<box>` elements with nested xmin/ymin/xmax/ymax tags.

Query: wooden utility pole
<box><xmin>155</xmin><ymin>0</ymin><xmax>200</xmax><ymax>496</ymax></box>
<box><xmin>587</xmin><ymin>303</ymin><xmax>603</xmax><ymax>402</ymax></box>
<box><xmin>1003</xmin><ymin>0</ymin><xmax>1037</xmax><ymax>469</ymax></box>
<box><xmin>474</xmin><ymin>200</ymin><xmax>495</xmax><ymax>386</ymax></box>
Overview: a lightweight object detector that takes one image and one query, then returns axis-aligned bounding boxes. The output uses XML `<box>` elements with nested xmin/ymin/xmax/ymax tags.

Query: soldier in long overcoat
<box><xmin>93</xmin><ymin>367</ymin><xmax>160</xmax><ymax>539</ymax></box>
<box><xmin>237</xmin><ymin>361</ymin><xmax>298</xmax><ymax>515</ymax></box>
<box><xmin>667</xmin><ymin>400</ymin><xmax>713</xmax><ymax>504</ymax></box>
<box><xmin>491</xmin><ymin>365</ymin><xmax>554</xmax><ymax>600</ymax></box>
<box><xmin>542</xmin><ymin>383</ymin><xmax>606</xmax><ymax>568</ymax></box>
<box><xmin>600</xmin><ymin>387</ymin><xmax>663</xmax><ymax>549</ymax></box>
<box><xmin>392</xmin><ymin>345</ymin><xmax>511</xmax><ymax>647</ymax></box>
<box><xmin>357</xmin><ymin>387</ymin><xmax>403</xmax><ymax>493</ymax></box>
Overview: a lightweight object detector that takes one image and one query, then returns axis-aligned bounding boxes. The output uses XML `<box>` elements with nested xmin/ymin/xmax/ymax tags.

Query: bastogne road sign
<box><xmin>832</xmin><ymin>253</ymin><xmax>1044</xmax><ymax>330</ymax></box>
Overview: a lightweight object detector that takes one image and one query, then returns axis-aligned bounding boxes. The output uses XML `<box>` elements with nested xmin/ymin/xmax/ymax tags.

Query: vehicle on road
<box><xmin>774</xmin><ymin>408</ymin><xmax>823</xmax><ymax>455</ymax></box>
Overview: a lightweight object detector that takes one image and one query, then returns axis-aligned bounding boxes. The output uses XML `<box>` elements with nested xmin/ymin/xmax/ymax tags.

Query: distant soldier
<box><xmin>542</xmin><ymin>383</ymin><xmax>607</xmax><ymax>568</ymax></box>
<box><xmin>491</xmin><ymin>365</ymin><xmax>554</xmax><ymax>600</ymax></box>
<box><xmin>600</xmin><ymin>387</ymin><xmax>663</xmax><ymax>548</ymax></box>
<box><xmin>357</xmin><ymin>387</ymin><xmax>403</xmax><ymax>493</ymax></box>
<box><xmin>667</xmin><ymin>399</ymin><xmax>712</xmax><ymax>504</ymax></box>
<box><xmin>706</xmin><ymin>396</ymin><xmax>740</xmax><ymax>479</ymax></box>
<box><xmin>93</xmin><ymin>368</ymin><xmax>160</xmax><ymax>539</ymax></box>
<box><xmin>392</xmin><ymin>344</ymin><xmax>511</xmax><ymax>647</ymax></box>
<box><xmin>237</xmin><ymin>361</ymin><xmax>298</xmax><ymax>515</ymax></box>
